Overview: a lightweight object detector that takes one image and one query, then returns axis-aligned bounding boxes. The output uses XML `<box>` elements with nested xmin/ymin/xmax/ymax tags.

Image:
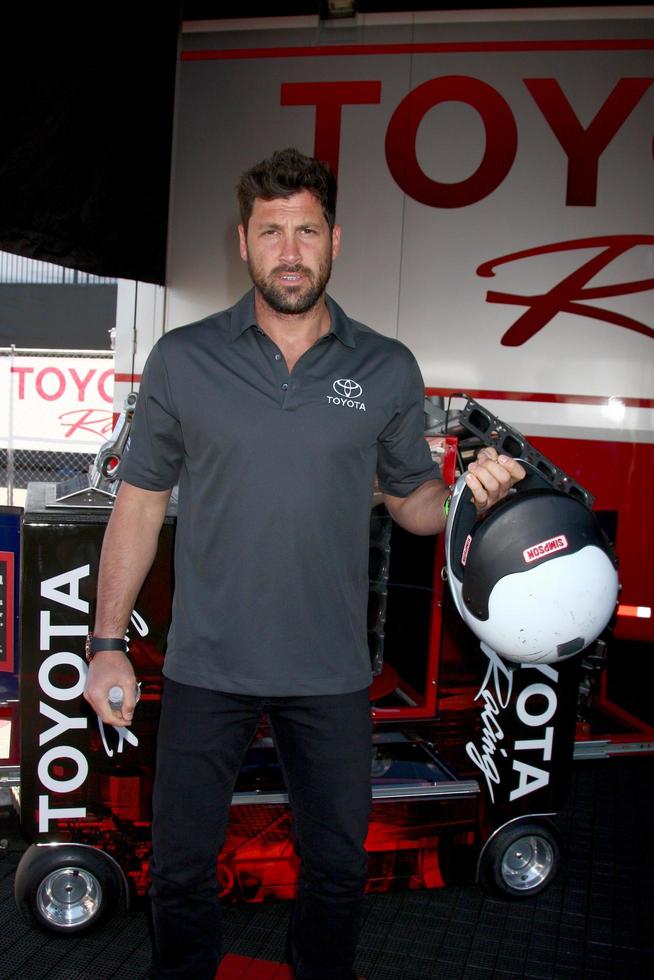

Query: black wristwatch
<box><xmin>85</xmin><ymin>633</ymin><xmax>129</xmax><ymax>663</ymax></box>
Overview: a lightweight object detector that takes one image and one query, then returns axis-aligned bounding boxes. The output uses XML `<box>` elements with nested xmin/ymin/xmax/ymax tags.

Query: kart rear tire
<box><xmin>479</xmin><ymin>819</ymin><xmax>561</xmax><ymax>898</ymax></box>
<box><xmin>15</xmin><ymin>844</ymin><xmax>120</xmax><ymax>933</ymax></box>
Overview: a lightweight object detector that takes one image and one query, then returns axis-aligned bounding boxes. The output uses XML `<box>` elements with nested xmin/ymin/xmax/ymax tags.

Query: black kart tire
<box><xmin>479</xmin><ymin>819</ymin><xmax>561</xmax><ymax>898</ymax></box>
<box><xmin>15</xmin><ymin>844</ymin><xmax>120</xmax><ymax>934</ymax></box>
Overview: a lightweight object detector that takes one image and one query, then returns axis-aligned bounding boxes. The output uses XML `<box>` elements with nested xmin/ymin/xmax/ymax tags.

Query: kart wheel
<box><xmin>479</xmin><ymin>820</ymin><xmax>560</xmax><ymax>898</ymax></box>
<box><xmin>15</xmin><ymin>844</ymin><xmax>121</xmax><ymax>933</ymax></box>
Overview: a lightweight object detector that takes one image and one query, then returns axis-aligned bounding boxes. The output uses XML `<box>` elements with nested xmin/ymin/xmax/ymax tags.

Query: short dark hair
<box><xmin>237</xmin><ymin>148</ymin><xmax>337</xmax><ymax>230</ymax></box>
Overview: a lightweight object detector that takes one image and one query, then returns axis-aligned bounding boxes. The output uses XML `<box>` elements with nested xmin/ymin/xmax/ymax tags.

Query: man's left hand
<box><xmin>465</xmin><ymin>447</ymin><xmax>526</xmax><ymax>514</ymax></box>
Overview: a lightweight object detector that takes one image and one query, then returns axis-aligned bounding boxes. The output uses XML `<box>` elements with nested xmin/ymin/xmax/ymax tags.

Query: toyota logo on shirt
<box><xmin>326</xmin><ymin>378</ymin><xmax>366</xmax><ymax>412</ymax></box>
<box><xmin>333</xmin><ymin>379</ymin><xmax>363</xmax><ymax>399</ymax></box>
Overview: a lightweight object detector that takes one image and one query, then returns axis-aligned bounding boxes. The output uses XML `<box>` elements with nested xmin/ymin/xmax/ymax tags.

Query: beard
<box><xmin>248</xmin><ymin>255</ymin><xmax>333</xmax><ymax>315</ymax></box>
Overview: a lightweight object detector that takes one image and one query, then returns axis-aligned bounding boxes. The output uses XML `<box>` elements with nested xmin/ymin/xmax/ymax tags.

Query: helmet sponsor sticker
<box><xmin>523</xmin><ymin>534</ymin><xmax>568</xmax><ymax>563</ymax></box>
<box><xmin>461</xmin><ymin>534</ymin><xmax>472</xmax><ymax>566</ymax></box>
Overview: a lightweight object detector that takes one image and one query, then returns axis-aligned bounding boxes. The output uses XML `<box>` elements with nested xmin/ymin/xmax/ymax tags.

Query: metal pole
<box><xmin>6</xmin><ymin>345</ymin><xmax>15</xmax><ymax>505</ymax></box>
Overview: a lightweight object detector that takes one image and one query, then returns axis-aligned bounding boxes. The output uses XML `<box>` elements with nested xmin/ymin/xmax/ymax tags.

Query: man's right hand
<box><xmin>84</xmin><ymin>650</ymin><xmax>138</xmax><ymax>726</ymax></box>
<box><xmin>84</xmin><ymin>482</ymin><xmax>170</xmax><ymax>727</ymax></box>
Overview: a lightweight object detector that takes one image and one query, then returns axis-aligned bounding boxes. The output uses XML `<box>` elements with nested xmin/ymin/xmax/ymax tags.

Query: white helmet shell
<box><xmin>446</xmin><ymin>477</ymin><xmax>619</xmax><ymax>664</ymax></box>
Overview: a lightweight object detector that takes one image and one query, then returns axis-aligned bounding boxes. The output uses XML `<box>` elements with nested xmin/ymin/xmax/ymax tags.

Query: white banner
<box><xmin>0</xmin><ymin>354</ymin><xmax>114</xmax><ymax>453</ymax></box>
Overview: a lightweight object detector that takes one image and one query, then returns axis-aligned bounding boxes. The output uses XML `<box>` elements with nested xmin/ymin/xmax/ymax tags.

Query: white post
<box><xmin>6</xmin><ymin>345</ymin><xmax>15</xmax><ymax>505</ymax></box>
<box><xmin>113</xmin><ymin>280</ymin><xmax>167</xmax><ymax>415</ymax></box>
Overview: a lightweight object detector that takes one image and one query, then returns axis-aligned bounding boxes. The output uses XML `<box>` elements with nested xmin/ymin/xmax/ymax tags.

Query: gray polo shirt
<box><xmin>119</xmin><ymin>289</ymin><xmax>440</xmax><ymax>696</ymax></box>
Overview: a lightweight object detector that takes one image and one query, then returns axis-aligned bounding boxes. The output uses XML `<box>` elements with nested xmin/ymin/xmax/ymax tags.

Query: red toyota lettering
<box><xmin>477</xmin><ymin>235</ymin><xmax>654</xmax><ymax>345</ymax></box>
<box><xmin>68</xmin><ymin>368</ymin><xmax>96</xmax><ymax>401</ymax></box>
<box><xmin>10</xmin><ymin>366</ymin><xmax>33</xmax><ymax>399</ymax></box>
<box><xmin>35</xmin><ymin>368</ymin><xmax>66</xmax><ymax>402</ymax></box>
<box><xmin>97</xmin><ymin>369</ymin><xmax>114</xmax><ymax>404</ymax></box>
<box><xmin>385</xmin><ymin>75</ymin><xmax>518</xmax><ymax>207</ymax></box>
<box><xmin>525</xmin><ymin>77</ymin><xmax>653</xmax><ymax>206</ymax></box>
<box><xmin>58</xmin><ymin>409</ymin><xmax>114</xmax><ymax>439</ymax></box>
<box><xmin>280</xmin><ymin>81</ymin><xmax>381</xmax><ymax>180</ymax></box>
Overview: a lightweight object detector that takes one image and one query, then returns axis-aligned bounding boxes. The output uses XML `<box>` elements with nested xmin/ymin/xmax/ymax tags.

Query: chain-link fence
<box><xmin>1</xmin><ymin>347</ymin><xmax>114</xmax><ymax>505</ymax></box>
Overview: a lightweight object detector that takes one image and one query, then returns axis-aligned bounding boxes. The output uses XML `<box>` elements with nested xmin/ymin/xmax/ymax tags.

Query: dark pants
<box><xmin>149</xmin><ymin>679</ymin><xmax>372</xmax><ymax>980</ymax></box>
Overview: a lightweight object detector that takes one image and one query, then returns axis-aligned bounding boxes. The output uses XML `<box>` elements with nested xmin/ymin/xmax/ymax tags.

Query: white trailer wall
<box><xmin>115</xmin><ymin>7</ymin><xmax>654</xmax><ymax>443</ymax></box>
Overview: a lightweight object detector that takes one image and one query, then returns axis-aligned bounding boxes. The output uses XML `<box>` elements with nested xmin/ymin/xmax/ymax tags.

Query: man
<box><xmin>84</xmin><ymin>148</ymin><xmax>524</xmax><ymax>980</ymax></box>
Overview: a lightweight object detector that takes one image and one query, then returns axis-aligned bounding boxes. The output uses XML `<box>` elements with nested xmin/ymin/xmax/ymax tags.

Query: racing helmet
<box><xmin>445</xmin><ymin>466</ymin><xmax>619</xmax><ymax>664</ymax></box>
